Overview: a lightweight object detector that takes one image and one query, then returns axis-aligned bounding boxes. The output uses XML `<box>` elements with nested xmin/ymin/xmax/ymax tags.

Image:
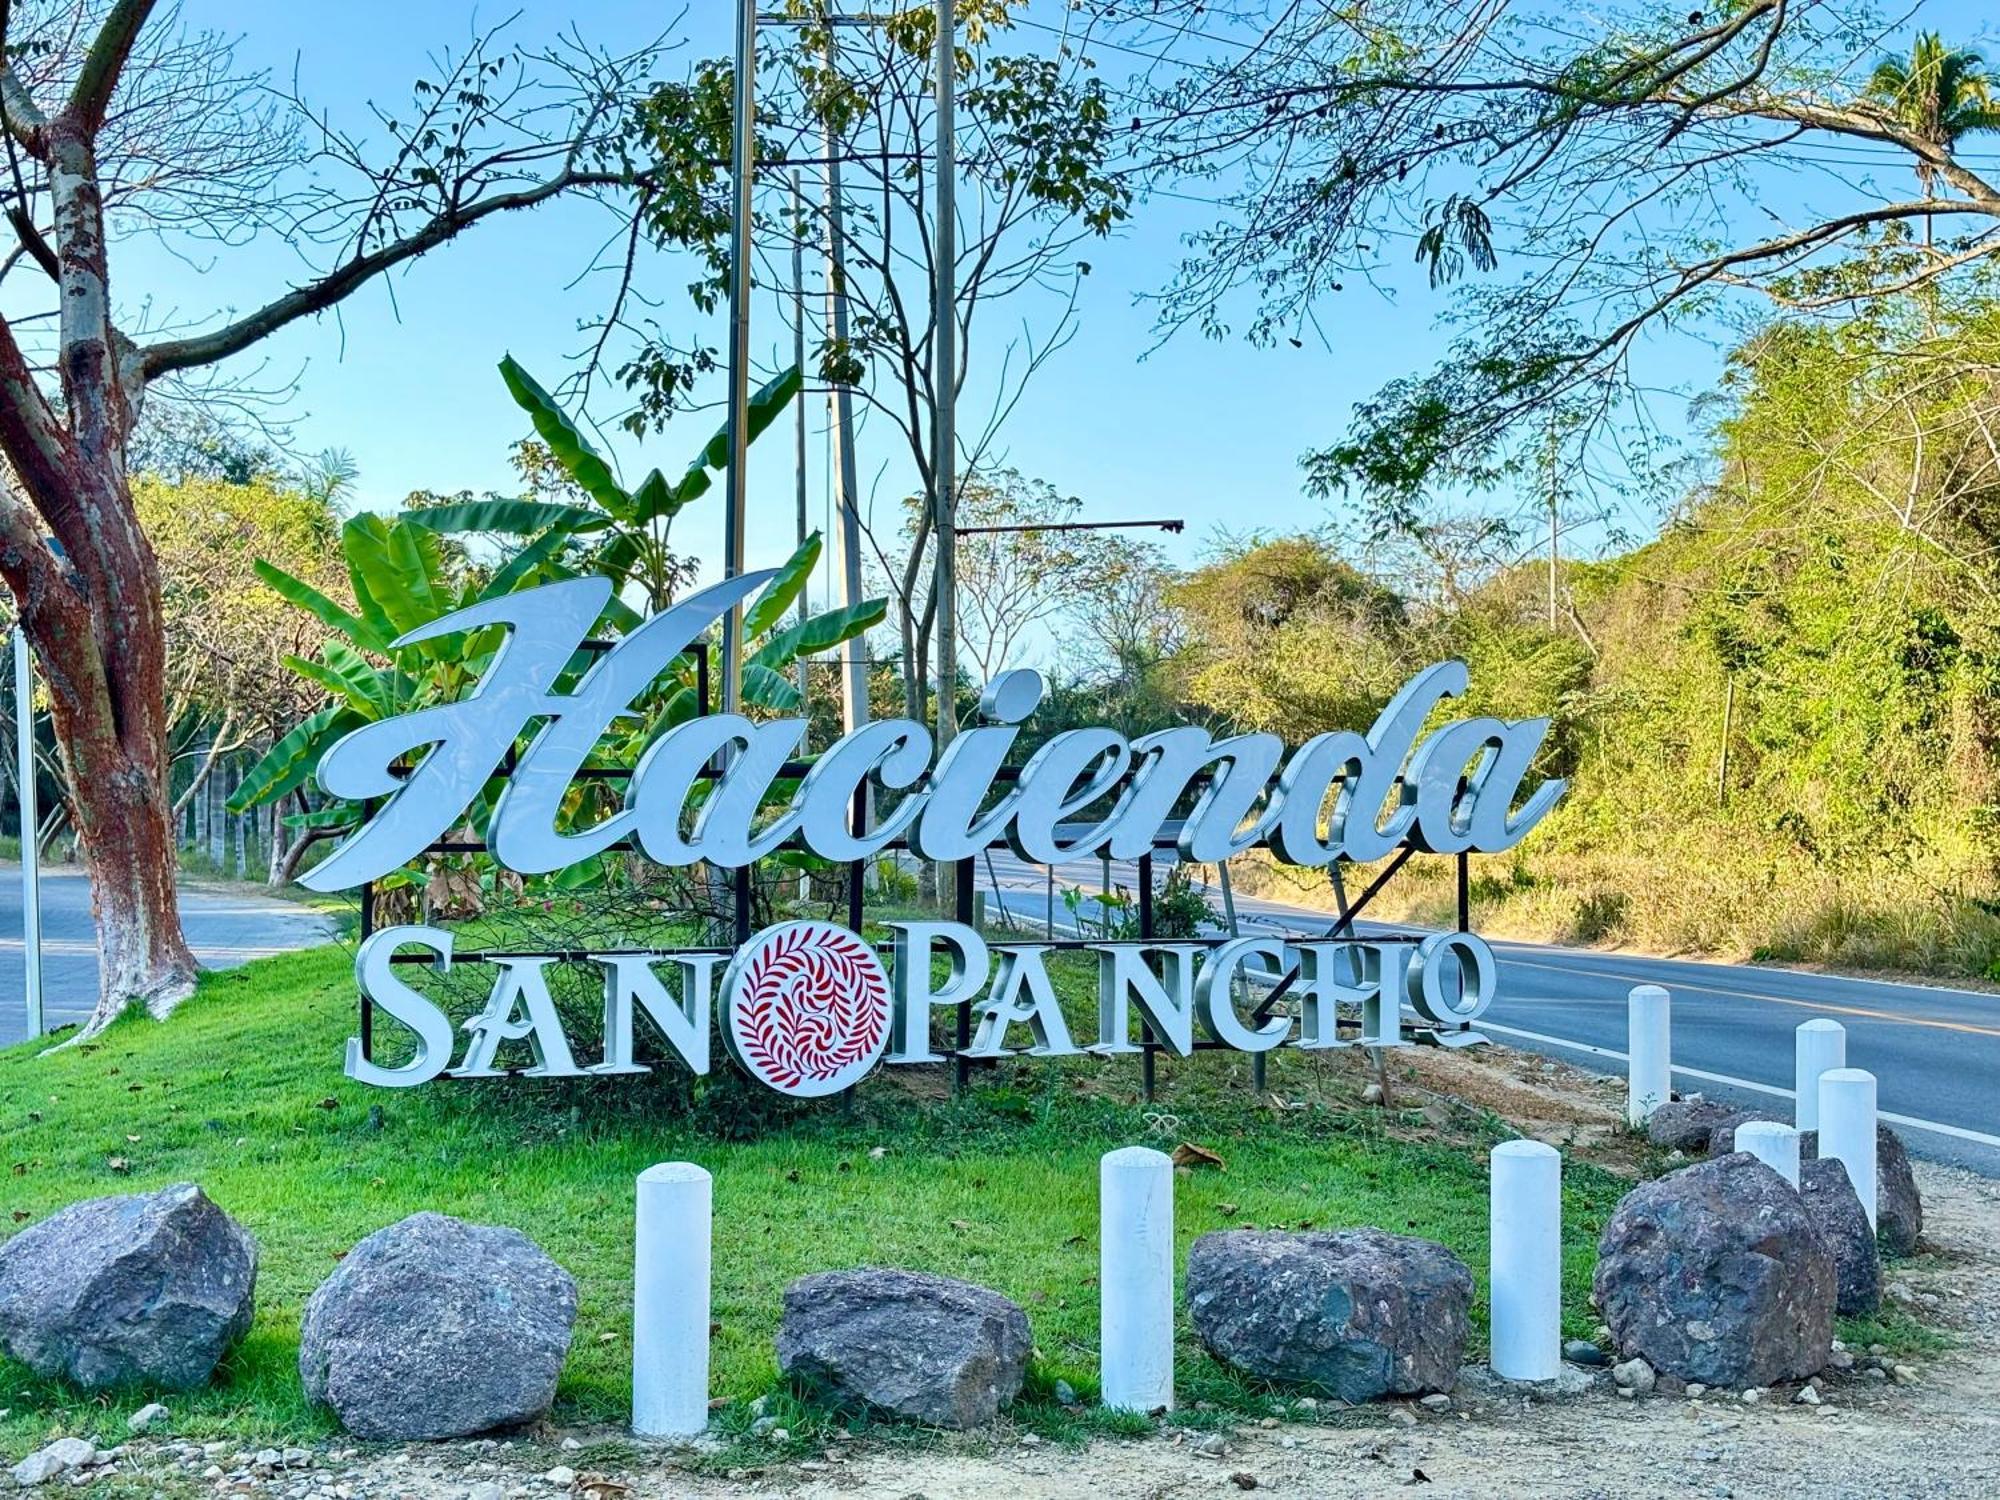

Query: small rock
<box><xmin>1891</xmin><ymin>1364</ymin><xmax>1919</xmax><ymax>1384</ymax></box>
<box><xmin>254</xmin><ymin>1449</ymin><xmax>281</xmax><ymax>1469</ymax></box>
<box><xmin>468</xmin><ymin>1485</ymin><xmax>504</xmax><ymax>1500</ymax></box>
<box><xmin>542</xmin><ymin>1468</ymin><xmax>576</xmax><ymax>1488</ymax></box>
<box><xmin>749</xmin><ymin>1416</ymin><xmax>779</xmax><ymax>1437</ymax></box>
<box><xmin>559</xmin><ymin>1438</ymin><xmax>579</xmax><ymax>1451</ymax></box>
<box><xmin>1686</xmin><ymin>1383</ymin><xmax>1707</xmax><ymax>1399</ymax></box>
<box><xmin>1361</xmin><ymin>1083</ymin><xmax>1384</xmax><ymax>1105</ymax></box>
<box><xmin>1563</xmin><ymin>1339</ymin><xmax>1607</xmax><ymax>1367</ymax></box>
<box><xmin>1230</xmin><ymin>1475</ymin><xmax>1260</xmax><ymax>1491</ymax></box>
<box><xmin>12</xmin><ymin>1439</ymin><xmax>95</xmax><ymax>1487</ymax></box>
<box><xmin>768</xmin><ymin>1428</ymin><xmax>790</xmax><ymax>1443</ymax></box>
<box><xmin>1295</xmin><ymin>1397</ymin><xmax>1317</xmax><ymax>1412</ymax></box>
<box><xmin>1740</xmin><ymin>1388</ymin><xmax>1765</xmax><ymax>1405</ymax></box>
<box><xmin>1827</xmin><ymin>1350</ymin><xmax>1854</xmax><ymax>1370</ymax></box>
<box><xmin>127</xmin><ymin>1402</ymin><xmax>170</xmax><ymax>1433</ymax></box>
<box><xmin>1193</xmin><ymin>1434</ymin><xmax>1230</xmax><ymax>1458</ymax></box>
<box><xmin>1863</xmin><ymin>1367</ymin><xmax>1887</xmax><ymax>1382</ymax></box>
<box><xmin>1258</xmin><ymin>1416</ymin><xmax>1279</xmax><ymax>1429</ymax></box>
<box><xmin>1388</xmin><ymin>1408</ymin><xmax>1418</xmax><ymax>1428</ymax></box>
<box><xmin>1795</xmin><ymin>1387</ymin><xmax>1821</xmax><ymax>1406</ymax></box>
<box><xmin>1053</xmin><ymin>1379</ymin><xmax>1077</xmax><ymax>1406</ymax></box>
<box><xmin>1610</xmin><ymin>1357</ymin><xmax>1656</xmax><ymax>1396</ymax></box>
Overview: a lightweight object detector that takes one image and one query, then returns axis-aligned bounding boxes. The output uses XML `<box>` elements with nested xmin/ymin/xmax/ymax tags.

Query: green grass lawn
<box><xmin>0</xmin><ymin>937</ymin><xmax>1926</xmax><ymax>1459</ymax></box>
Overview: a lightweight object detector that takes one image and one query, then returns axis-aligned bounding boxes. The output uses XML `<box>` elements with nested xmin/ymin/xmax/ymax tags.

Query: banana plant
<box><xmin>404</xmin><ymin>355</ymin><xmax>804</xmax><ymax>613</ymax></box>
<box><xmin>225</xmin><ymin>511</ymin><xmax>573</xmax><ymax>844</ymax></box>
<box><xmin>230</xmin><ymin>356</ymin><xmax>888</xmax><ymax>896</ymax></box>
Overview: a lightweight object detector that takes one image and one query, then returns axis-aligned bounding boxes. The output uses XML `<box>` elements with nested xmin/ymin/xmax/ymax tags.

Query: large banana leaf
<box><xmin>749</xmin><ymin>596</ymin><xmax>887</xmax><ymax>672</ymax></box>
<box><xmin>499</xmin><ymin>356</ymin><xmax>635</xmax><ymax>522</ymax></box>
<box><xmin>478</xmin><ymin>523</ymin><xmax>580</xmax><ymax>601</ymax></box>
<box><xmin>282</xmin><ymin>648</ymin><xmax>389</xmax><ymax>719</ymax></box>
<box><xmin>228</xmin><ymin>704</ymin><xmax>364</xmax><ymax>813</ymax></box>
<box><xmin>281</xmin><ymin>804</ymin><xmax>360</xmax><ymax>831</ymax></box>
<box><xmin>743</xmin><ymin>531</ymin><xmax>822</xmax><ymax>642</ymax></box>
<box><xmin>253</xmin><ymin>560</ymin><xmax>393</xmax><ymax>656</ymax></box>
<box><xmin>400</xmin><ymin>499</ymin><xmax>605</xmax><ymax>536</ymax></box>
<box><xmin>676</xmin><ymin>364</ymin><xmax>803</xmax><ymax>498</ymax></box>
<box><xmin>743</xmin><ymin>661</ymin><xmax>804</xmax><ymax>712</ymax></box>
<box><xmin>629</xmin><ymin>470</ymin><xmax>676</xmax><ymax>524</ymax></box>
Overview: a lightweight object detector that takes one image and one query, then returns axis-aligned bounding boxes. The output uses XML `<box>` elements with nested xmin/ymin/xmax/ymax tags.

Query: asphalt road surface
<box><xmin>979</xmin><ymin>849</ymin><xmax>2000</xmax><ymax>1177</ymax></box>
<box><xmin>0</xmin><ymin>866</ymin><xmax>334</xmax><ymax>1046</ymax></box>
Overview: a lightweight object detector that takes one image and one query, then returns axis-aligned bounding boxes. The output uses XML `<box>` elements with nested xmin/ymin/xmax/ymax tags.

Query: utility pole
<box><xmin>790</xmin><ymin>168</ymin><xmax>811</xmax><ymax>704</ymax></box>
<box><xmin>722</xmin><ymin>0</ymin><xmax>758</xmax><ymax>716</ymax></box>
<box><xmin>814</xmin><ymin>12</ymin><xmax>871</xmax><ymax>739</ymax></box>
<box><xmin>1544</xmin><ymin>414</ymin><xmax>1560</xmax><ymax>631</ymax></box>
<box><xmin>931</xmin><ymin>0</ymin><xmax>958</xmax><ymax>750</ymax></box>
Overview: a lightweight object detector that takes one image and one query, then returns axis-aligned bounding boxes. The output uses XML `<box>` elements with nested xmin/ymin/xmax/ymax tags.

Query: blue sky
<box><xmin>119</xmin><ymin>1</ymin><xmax>1996</xmax><ymax>624</ymax></box>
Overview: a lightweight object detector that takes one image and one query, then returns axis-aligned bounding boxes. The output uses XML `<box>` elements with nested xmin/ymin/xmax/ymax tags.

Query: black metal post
<box><xmin>952</xmin><ymin>856</ymin><xmax>974</xmax><ymax>1092</ymax></box>
<box><xmin>1138</xmin><ymin>851</ymin><xmax>1156</xmax><ymax>1102</ymax></box>
<box><xmin>358</xmin><ymin>877</ymin><xmax>375</xmax><ymax>1062</ymax></box>
<box><xmin>1457</xmin><ymin>849</ymin><xmax>1470</xmax><ymax>932</ymax></box>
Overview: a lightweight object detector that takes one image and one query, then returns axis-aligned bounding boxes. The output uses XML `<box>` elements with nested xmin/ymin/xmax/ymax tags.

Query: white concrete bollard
<box><xmin>1100</xmin><ymin>1145</ymin><xmax>1175</xmax><ymax>1412</ymax></box>
<box><xmin>1489</xmin><ymin>1140</ymin><xmax>1562</xmax><ymax>1382</ymax></box>
<box><xmin>632</xmin><ymin>1162</ymin><xmax>712</xmax><ymax>1437</ymax></box>
<box><xmin>1734</xmin><ymin>1120</ymin><xmax>1801</xmax><ymax>1188</ymax></box>
<box><xmin>1626</xmin><ymin>985</ymin><xmax>1672</xmax><ymax>1126</ymax></box>
<box><xmin>1819</xmin><ymin>1069</ymin><xmax>1878</xmax><ymax>1231</ymax></box>
<box><xmin>1794</xmin><ymin>1019</ymin><xmax>1846</xmax><ymax>1132</ymax></box>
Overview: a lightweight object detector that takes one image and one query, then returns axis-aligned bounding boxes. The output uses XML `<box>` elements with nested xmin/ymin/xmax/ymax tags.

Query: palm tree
<box><xmin>1864</xmin><ymin>33</ymin><xmax>2000</xmax><ymax>242</ymax></box>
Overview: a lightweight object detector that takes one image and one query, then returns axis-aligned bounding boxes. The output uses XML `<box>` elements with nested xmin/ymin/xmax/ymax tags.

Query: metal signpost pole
<box><xmin>820</xmin><ymin>15</ymin><xmax>870</xmax><ymax>740</ymax></box>
<box><xmin>790</xmin><ymin>168</ymin><xmax>811</xmax><ymax>704</ymax></box>
<box><xmin>931</xmin><ymin>0</ymin><xmax>958</xmax><ymax>756</ymax></box>
<box><xmin>722</xmin><ymin>0</ymin><xmax>757</xmax><ymax>719</ymax></box>
<box><xmin>12</xmin><ymin>628</ymin><xmax>40</xmax><ymax>1038</ymax></box>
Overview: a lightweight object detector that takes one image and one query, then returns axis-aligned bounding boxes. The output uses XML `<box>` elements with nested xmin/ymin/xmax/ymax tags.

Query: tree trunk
<box><xmin>31</xmin><ymin>568</ymin><xmax>198</xmax><ymax>1034</ymax></box>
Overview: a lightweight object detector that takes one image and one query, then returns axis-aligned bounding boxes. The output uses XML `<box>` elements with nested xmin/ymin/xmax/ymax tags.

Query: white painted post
<box><xmin>632</xmin><ymin>1162</ymin><xmax>712</xmax><ymax>1437</ymax></box>
<box><xmin>1626</xmin><ymin>985</ymin><xmax>1671</xmax><ymax>1126</ymax></box>
<box><xmin>13</xmin><ymin>629</ymin><xmax>39</xmax><ymax>1038</ymax></box>
<box><xmin>1818</xmin><ymin>1069</ymin><xmax>1877</xmax><ymax>1231</ymax></box>
<box><xmin>1794</xmin><ymin>1019</ymin><xmax>1845</xmax><ymax>1132</ymax></box>
<box><xmin>1734</xmin><ymin>1120</ymin><xmax>1801</xmax><ymax>1188</ymax></box>
<box><xmin>1489</xmin><ymin>1140</ymin><xmax>1562</xmax><ymax>1382</ymax></box>
<box><xmin>1100</xmin><ymin>1146</ymin><xmax>1174</xmax><ymax>1412</ymax></box>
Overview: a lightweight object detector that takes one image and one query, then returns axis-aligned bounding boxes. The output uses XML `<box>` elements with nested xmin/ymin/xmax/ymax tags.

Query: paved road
<box><xmin>978</xmin><ymin>850</ymin><xmax>2000</xmax><ymax>1176</ymax></box>
<box><xmin>0</xmin><ymin>866</ymin><xmax>335</xmax><ymax>1045</ymax></box>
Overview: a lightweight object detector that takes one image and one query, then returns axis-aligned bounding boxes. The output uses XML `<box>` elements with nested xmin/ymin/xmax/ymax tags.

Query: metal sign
<box><xmin>315</xmin><ymin>573</ymin><xmax>1564</xmax><ymax>1096</ymax></box>
<box><xmin>351</xmin><ymin>919</ymin><xmax>1500</xmax><ymax>1094</ymax></box>
<box><xmin>302</xmin><ymin>574</ymin><xmax>1564</xmax><ymax>891</ymax></box>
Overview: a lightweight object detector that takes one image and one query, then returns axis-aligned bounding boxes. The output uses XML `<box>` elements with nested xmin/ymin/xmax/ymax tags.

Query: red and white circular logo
<box><xmin>720</xmin><ymin>921</ymin><xmax>893</xmax><ymax>1096</ymax></box>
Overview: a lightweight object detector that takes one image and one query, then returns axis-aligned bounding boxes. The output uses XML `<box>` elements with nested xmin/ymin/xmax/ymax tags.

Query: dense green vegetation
<box><xmin>1168</xmin><ymin>290</ymin><xmax>2000</xmax><ymax>980</ymax></box>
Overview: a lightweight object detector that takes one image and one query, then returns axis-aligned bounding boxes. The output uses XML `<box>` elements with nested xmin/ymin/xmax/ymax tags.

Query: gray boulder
<box><xmin>776</xmin><ymin>1268</ymin><xmax>1031</xmax><ymax>1429</ymax></box>
<box><xmin>0</xmin><ymin>1182</ymin><xmax>256</xmax><ymax>1390</ymax></box>
<box><xmin>1799</xmin><ymin>1158</ymin><xmax>1880</xmax><ymax>1316</ymax></box>
<box><xmin>1186</xmin><ymin>1228</ymin><xmax>1472</xmax><ymax>1401</ymax></box>
<box><xmin>300</xmin><ymin>1213</ymin><xmax>576</xmax><ymax>1440</ymax></box>
<box><xmin>1792</xmin><ymin>1125</ymin><xmax>1923</xmax><ymax>1258</ymax></box>
<box><xmin>1594</xmin><ymin>1153</ymin><xmax>1833</xmax><ymax>1389</ymax></box>
<box><xmin>1646</xmin><ymin>1098</ymin><xmax>1741</xmax><ymax>1153</ymax></box>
